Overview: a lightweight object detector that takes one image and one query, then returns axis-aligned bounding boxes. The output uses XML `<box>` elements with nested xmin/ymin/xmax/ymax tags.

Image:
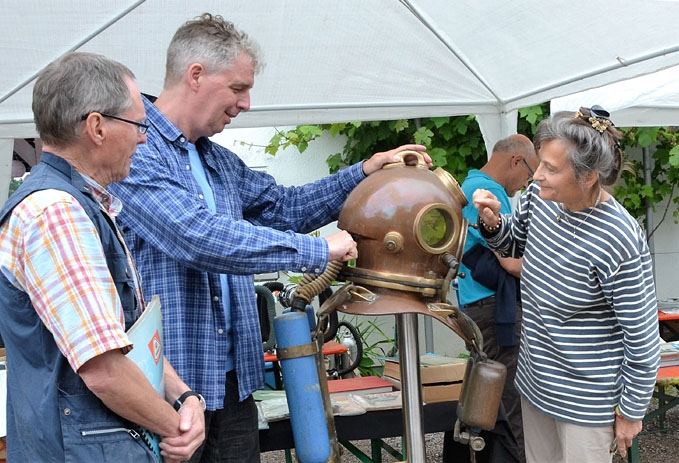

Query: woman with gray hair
<box><xmin>472</xmin><ymin>107</ymin><xmax>659</xmax><ymax>463</ymax></box>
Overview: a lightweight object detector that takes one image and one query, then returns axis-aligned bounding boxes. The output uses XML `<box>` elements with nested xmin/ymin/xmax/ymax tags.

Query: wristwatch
<box><xmin>173</xmin><ymin>390</ymin><xmax>206</xmax><ymax>411</ymax></box>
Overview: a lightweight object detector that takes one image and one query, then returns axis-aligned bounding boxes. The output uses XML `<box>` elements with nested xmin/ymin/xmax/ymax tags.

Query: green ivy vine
<box><xmin>265</xmin><ymin>106</ymin><xmax>548</xmax><ymax>180</ymax></box>
<box><xmin>264</xmin><ymin>103</ymin><xmax>679</xmax><ymax>237</ymax></box>
<box><xmin>616</xmin><ymin>126</ymin><xmax>679</xmax><ymax>238</ymax></box>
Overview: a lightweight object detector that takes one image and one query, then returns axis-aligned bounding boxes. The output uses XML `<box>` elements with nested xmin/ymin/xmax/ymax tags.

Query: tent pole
<box><xmin>643</xmin><ymin>147</ymin><xmax>655</xmax><ymax>262</ymax></box>
<box><xmin>0</xmin><ymin>138</ymin><xmax>13</xmax><ymax>208</ymax></box>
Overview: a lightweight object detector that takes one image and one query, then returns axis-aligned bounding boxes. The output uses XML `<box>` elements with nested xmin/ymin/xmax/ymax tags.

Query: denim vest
<box><xmin>0</xmin><ymin>153</ymin><xmax>155</xmax><ymax>462</ymax></box>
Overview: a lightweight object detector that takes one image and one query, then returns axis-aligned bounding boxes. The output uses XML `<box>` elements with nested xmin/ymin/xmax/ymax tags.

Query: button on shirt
<box><xmin>187</xmin><ymin>142</ymin><xmax>234</xmax><ymax>372</ymax></box>
<box><xmin>109</xmin><ymin>95</ymin><xmax>366</xmax><ymax>408</ymax></box>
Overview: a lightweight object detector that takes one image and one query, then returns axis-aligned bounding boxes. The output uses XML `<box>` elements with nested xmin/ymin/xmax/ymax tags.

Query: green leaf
<box><xmin>430</xmin><ymin>147</ymin><xmax>449</xmax><ymax>167</ymax></box>
<box><xmin>413</xmin><ymin>127</ymin><xmax>434</xmax><ymax>145</ymax></box>
<box><xmin>326</xmin><ymin>153</ymin><xmax>344</xmax><ymax>174</ymax></box>
<box><xmin>392</xmin><ymin>119</ymin><xmax>409</xmax><ymax>133</ymax></box>
<box><xmin>670</xmin><ymin>145</ymin><xmax>679</xmax><ymax>167</ymax></box>
<box><xmin>637</xmin><ymin>127</ymin><xmax>659</xmax><ymax>148</ymax></box>
<box><xmin>430</xmin><ymin>117</ymin><xmax>451</xmax><ymax>129</ymax></box>
<box><xmin>298</xmin><ymin>125</ymin><xmax>324</xmax><ymax>137</ymax></box>
<box><xmin>518</xmin><ymin>105</ymin><xmax>543</xmax><ymax>125</ymax></box>
<box><xmin>451</xmin><ymin>117</ymin><xmax>469</xmax><ymax>135</ymax></box>
<box><xmin>328</xmin><ymin>123</ymin><xmax>348</xmax><ymax>137</ymax></box>
<box><xmin>640</xmin><ymin>184</ymin><xmax>654</xmax><ymax>198</ymax></box>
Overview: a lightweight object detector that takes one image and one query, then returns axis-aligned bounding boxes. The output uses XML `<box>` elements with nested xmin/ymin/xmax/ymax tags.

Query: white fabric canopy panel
<box><xmin>2</xmin><ymin>0</ymin><xmax>679</xmax><ymax>145</ymax></box>
<box><xmin>551</xmin><ymin>65</ymin><xmax>679</xmax><ymax>127</ymax></box>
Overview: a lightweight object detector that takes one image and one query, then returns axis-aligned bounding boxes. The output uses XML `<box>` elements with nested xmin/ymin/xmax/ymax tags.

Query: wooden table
<box><xmin>259</xmin><ymin>400</ymin><xmax>457</xmax><ymax>462</ymax></box>
<box><xmin>262</xmin><ymin>340</ymin><xmax>444</xmax><ymax>462</ymax></box>
<box><xmin>658</xmin><ymin>310</ymin><xmax>679</xmax><ymax>341</ymax></box>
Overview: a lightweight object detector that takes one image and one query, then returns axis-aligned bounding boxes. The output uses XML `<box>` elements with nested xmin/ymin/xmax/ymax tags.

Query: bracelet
<box><xmin>478</xmin><ymin>215</ymin><xmax>501</xmax><ymax>237</ymax></box>
<box><xmin>482</xmin><ymin>217</ymin><xmax>501</xmax><ymax>231</ymax></box>
<box><xmin>614</xmin><ymin>405</ymin><xmax>624</xmax><ymax>420</ymax></box>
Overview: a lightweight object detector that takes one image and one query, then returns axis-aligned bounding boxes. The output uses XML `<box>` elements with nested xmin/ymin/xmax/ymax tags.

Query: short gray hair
<box><xmin>164</xmin><ymin>13</ymin><xmax>263</xmax><ymax>87</ymax></box>
<box><xmin>533</xmin><ymin>108</ymin><xmax>624</xmax><ymax>187</ymax></box>
<box><xmin>32</xmin><ymin>52</ymin><xmax>135</xmax><ymax>147</ymax></box>
<box><xmin>492</xmin><ymin>134</ymin><xmax>535</xmax><ymax>158</ymax></box>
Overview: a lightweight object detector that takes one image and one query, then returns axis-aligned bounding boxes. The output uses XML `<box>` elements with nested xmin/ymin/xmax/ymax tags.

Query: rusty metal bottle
<box><xmin>456</xmin><ymin>356</ymin><xmax>507</xmax><ymax>430</ymax></box>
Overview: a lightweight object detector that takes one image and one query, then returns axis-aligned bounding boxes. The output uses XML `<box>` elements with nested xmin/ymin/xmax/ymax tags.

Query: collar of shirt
<box><xmin>143</xmin><ymin>95</ymin><xmax>190</xmax><ymax>147</ymax></box>
<box><xmin>81</xmin><ymin>174</ymin><xmax>122</xmax><ymax>217</ymax></box>
<box><xmin>142</xmin><ymin>95</ymin><xmax>218</xmax><ymax>169</ymax></box>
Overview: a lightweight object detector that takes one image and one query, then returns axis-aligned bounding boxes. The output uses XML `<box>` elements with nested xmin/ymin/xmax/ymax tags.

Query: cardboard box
<box><xmin>382</xmin><ymin>355</ymin><xmax>467</xmax><ymax>403</ymax></box>
<box><xmin>382</xmin><ymin>376</ymin><xmax>464</xmax><ymax>403</ymax></box>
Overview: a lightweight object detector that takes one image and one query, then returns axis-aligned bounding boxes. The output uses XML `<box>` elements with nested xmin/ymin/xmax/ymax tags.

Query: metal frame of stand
<box><xmin>397</xmin><ymin>312</ymin><xmax>426</xmax><ymax>462</ymax></box>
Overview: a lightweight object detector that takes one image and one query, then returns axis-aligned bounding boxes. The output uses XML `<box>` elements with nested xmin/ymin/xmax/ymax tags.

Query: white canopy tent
<box><xmin>550</xmin><ymin>64</ymin><xmax>679</xmax><ymax>127</ymax></box>
<box><xmin>3</xmin><ymin>0</ymin><xmax>679</xmax><ymax>203</ymax></box>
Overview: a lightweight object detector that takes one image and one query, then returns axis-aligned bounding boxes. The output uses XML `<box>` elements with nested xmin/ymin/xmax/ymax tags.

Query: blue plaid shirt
<box><xmin>109</xmin><ymin>96</ymin><xmax>366</xmax><ymax>408</ymax></box>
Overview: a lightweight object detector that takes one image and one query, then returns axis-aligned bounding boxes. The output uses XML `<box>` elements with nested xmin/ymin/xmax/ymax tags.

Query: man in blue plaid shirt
<box><xmin>110</xmin><ymin>13</ymin><xmax>429</xmax><ymax>463</ymax></box>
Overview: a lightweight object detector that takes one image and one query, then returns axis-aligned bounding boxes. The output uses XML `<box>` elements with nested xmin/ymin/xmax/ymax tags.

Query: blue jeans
<box><xmin>189</xmin><ymin>371</ymin><xmax>259</xmax><ymax>463</ymax></box>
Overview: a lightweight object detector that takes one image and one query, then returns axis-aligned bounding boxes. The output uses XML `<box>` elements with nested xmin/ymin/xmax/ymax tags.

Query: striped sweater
<box><xmin>485</xmin><ymin>182</ymin><xmax>659</xmax><ymax>425</ymax></box>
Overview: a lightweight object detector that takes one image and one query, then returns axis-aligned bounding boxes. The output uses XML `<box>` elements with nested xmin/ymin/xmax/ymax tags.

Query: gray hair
<box><xmin>533</xmin><ymin>108</ymin><xmax>624</xmax><ymax>187</ymax></box>
<box><xmin>492</xmin><ymin>133</ymin><xmax>535</xmax><ymax>158</ymax></box>
<box><xmin>164</xmin><ymin>13</ymin><xmax>263</xmax><ymax>87</ymax></box>
<box><xmin>32</xmin><ymin>52</ymin><xmax>135</xmax><ymax>147</ymax></box>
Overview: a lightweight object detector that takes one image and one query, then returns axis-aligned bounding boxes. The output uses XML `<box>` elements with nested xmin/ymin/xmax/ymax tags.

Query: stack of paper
<box><xmin>660</xmin><ymin>340</ymin><xmax>679</xmax><ymax>367</ymax></box>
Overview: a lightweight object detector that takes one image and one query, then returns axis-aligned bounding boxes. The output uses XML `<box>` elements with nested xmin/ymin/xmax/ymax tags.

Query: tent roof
<box><xmin>3</xmin><ymin>0</ymin><xmax>679</xmax><ymax>140</ymax></box>
<box><xmin>551</xmin><ymin>65</ymin><xmax>679</xmax><ymax>127</ymax></box>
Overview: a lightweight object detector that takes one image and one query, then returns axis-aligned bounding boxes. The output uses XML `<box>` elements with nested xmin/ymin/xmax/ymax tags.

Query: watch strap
<box><xmin>173</xmin><ymin>391</ymin><xmax>205</xmax><ymax>411</ymax></box>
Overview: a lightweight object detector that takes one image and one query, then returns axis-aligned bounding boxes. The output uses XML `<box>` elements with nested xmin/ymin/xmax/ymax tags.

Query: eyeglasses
<box><xmin>522</xmin><ymin>158</ymin><xmax>535</xmax><ymax>181</ymax></box>
<box><xmin>81</xmin><ymin>112</ymin><xmax>149</xmax><ymax>134</ymax></box>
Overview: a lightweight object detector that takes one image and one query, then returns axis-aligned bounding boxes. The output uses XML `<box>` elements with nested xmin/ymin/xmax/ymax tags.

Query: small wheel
<box><xmin>334</xmin><ymin>320</ymin><xmax>363</xmax><ymax>376</ymax></box>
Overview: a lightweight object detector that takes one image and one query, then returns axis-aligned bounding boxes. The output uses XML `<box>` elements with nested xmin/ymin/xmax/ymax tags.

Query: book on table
<box><xmin>326</xmin><ymin>376</ymin><xmax>394</xmax><ymax>396</ymax></box>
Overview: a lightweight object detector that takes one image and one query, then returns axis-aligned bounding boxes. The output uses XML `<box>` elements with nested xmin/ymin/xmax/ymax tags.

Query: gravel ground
<box><xmin>261</xmin><ymin>392</ymin><xmax>679</xmax><ymax>463</ymax></box>
<box><xmin>260</xmin><ymin>432</ymin><xmax>444</xmax><ymax>462</ymax></box>
<box><xmin>612</xmin><ymin>392</ymin><xmax>679</xmax><ymax>463</ymax></box>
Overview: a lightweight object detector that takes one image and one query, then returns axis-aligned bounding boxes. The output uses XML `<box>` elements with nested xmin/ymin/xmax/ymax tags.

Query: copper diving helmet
<box><xmin>336</xmin><ymin>151</ymin><xmax>468</xmax><ymax>316</ymax></box>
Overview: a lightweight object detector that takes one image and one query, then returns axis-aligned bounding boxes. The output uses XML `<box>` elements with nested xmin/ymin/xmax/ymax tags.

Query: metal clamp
<box><xmin>276</xmin><ymin>342</ymin><xmax>319</xmax><ymax>360</ymax></box>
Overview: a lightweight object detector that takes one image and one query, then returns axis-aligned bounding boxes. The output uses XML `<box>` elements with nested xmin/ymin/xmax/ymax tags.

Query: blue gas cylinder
<box><xmin>274</xmin><ymin>311</ymin><xmax>330</xmax><ymax>463</ymax></box>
